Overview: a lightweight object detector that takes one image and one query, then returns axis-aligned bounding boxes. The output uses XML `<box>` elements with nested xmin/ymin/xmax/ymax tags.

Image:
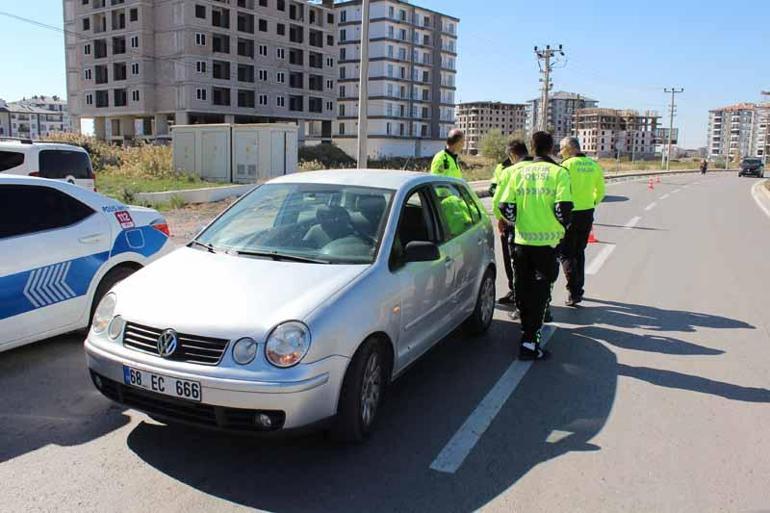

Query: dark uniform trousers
<box><xmin>500</xmin><ymin>225</ymin><xmax>514</xmax><ymax>292</ymax></box>
<box><xmin>558</xmin><ymin>208</ymin><xmax>594</xmax><ymax>298</ymax></box>
<box><xmin>513</xmin><ymin>244</ymin><xmax>559</xmax><ymax>341</ymax></box>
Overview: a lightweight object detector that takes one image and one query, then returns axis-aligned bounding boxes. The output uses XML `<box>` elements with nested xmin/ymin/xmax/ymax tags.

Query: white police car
<box><xmin>0</xmin><ymin>175</ymin><xmax>171</xmax><ymax>352</ymax></box>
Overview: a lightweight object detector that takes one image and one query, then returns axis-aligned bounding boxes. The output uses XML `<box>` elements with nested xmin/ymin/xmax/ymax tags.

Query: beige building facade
<box><xmin>572</xmin><ymin>108</ymin><xmax>660</xmax><ymax>159</ymax></box>
<box><xmin>455</xmin><ymin>101</ymin><xmax>528</xmax><ymax>154</ymax></box>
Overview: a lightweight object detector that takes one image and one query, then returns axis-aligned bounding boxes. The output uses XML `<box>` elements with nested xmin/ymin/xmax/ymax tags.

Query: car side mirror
<box><xmin>403</xmin><ymin>241</ymin><xmax>440</xmax><ymax>263</ymax></box>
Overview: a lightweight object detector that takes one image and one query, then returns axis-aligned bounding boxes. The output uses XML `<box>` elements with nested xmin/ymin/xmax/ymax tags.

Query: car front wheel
<box><xmin>331</xmin><ymin>338</ymin><xmax>387</xmax><ymax>443</ymax></box>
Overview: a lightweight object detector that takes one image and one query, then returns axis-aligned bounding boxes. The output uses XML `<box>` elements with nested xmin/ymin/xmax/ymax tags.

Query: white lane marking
<box><xmin>430</xmin><ymin>325</ymin><xmax>557</xmax><ymax>474</ymax></box>
<box><xmin>671</xmin><ymin>188</ymin><xmax>682</xmax><ymax>194</ymax></box>
<box><xmin>586</xmin><ymin>244</ymin><xmax>616</xmax><ymax>275</ymax></box>
<box><xmin>660</xmin><ymin>193</ymin><xmax>671</xmax><ymax>200</ymax></box>
<box><xmin>751</xmin><ymin>181</ymin><xmax>770</xmax><ymax>219</ymax></box>
<box><xmin>624</xmin><ymin>216</ymin><xmax>642</xmax><ymax>229</ymax></box>
<box><xmin>546</xmin><ymin>430</ymin><xmax>574</xmax><ymax>443</ymax></box>
<box><xmin>644</xmin><ymin>202</ymin><xmax>658</xmax><ymax>211</ymax></box>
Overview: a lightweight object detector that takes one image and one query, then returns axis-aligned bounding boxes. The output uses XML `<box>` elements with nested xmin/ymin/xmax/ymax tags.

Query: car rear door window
<box><xmin>38</xmin><ymin>150</ymin><xmax>94</xmax><ymax>179</ymax></box>
<box><xmin>432</xmin><ymin>183</ymin><xmax>474</xmax><ymax>240</ymax></box>
<box><xmin>0</xmin><ymin>151</ymin><xmax>25</xmax><ymax>172</ymax></box>
<box><xmin>0</xmin><ymin>185</ymin><xmax>95</xmax><ymax>239</ymax></box>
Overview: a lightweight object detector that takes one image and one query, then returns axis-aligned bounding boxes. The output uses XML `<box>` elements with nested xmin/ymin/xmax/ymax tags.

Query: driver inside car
<box><xmin>303</xmin><ymin>205</ymin><xmax>356</xmax><ymax>249</ymax></box>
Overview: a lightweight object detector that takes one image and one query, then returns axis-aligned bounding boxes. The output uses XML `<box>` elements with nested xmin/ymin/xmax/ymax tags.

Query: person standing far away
<box><xmin>498</xmin><ymin>132</ymin><xmax>573</xmax><ymax>360</ymax></box>
<box><xmin>430</xmin><ymin>129</ymin><xmax>465</xmax><ymax>180</ymax></box>
<box><xmin>700</xmin><ymin>159</ymin><xmax>708</xmax><ymax>175</ymax></box>
<box><xmin>491</xmin><ymin>140</ymin><xmax>532</xmax><ymax>305</ymax></box>
<box><xmin>557</xmin><ymin>137</ymin><xmax>605</xmax><ymax>307</ymax></box>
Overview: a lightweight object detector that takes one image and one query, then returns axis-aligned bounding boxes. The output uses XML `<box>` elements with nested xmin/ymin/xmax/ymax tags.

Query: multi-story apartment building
<box><xmin>334</xmin><ymin>0</ymin><xmax>458</xmax><ymax>158</ymax></box>
<box><xmin>63</xmin><ymin>0</ymin><xmax>338</xmax><ymax>143</ymax></box>
<box><xmin>0</xmin><ymin>96</ymin><xmax>72</xmax><ymax>140</ymax></box>
<box><xmin>454</xmin><ymin>101</ymin><xmax>527</xmax><ymax>154</ymax></box>
<box><xmin>707</xmin><ymin>103</ymin><xmax>769</xmax><ymax>161</ymax></box>
<box><xmin>528</xmin><ymin>91</ymin><xmax>597</xmax><ymax>142</ymax></box>
<box><xmin>572</xmin><ymin>108</ymin><xmax>660</xmax><ymax>159</ymax></box>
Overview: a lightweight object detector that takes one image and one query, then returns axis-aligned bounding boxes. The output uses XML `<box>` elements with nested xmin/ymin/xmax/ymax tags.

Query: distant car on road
<box><xmin>0</xmin><ymin>175</ymin><xmax>171</xmax><ymax>352</ymax></box>
<box><xmin>738</xmin><ymin>158</ymin><xmax>765</xmax><ymax>177</ymax></box>
<box><xmin>0</xmin><ymin>139</ymin><xmax>96</xmax><ymax>190</ymax></box>
<box><xmin>85</xmin><ymin>170</ymin><xmax>496</xmax><ymax>442</ymax></box>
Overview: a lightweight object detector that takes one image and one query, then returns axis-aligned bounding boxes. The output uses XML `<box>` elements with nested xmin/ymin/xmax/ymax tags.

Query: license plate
<box><xmin>123</xmin><ymin>366</ymin><xmax>202</xmax><ymax>402</ymax></box>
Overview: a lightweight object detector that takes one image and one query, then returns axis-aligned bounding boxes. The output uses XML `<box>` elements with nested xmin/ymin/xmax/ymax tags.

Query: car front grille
<box><xmin>123</xmin><ymin>322</ymin><xmax>230</xmax><ymax>366</ymax></box>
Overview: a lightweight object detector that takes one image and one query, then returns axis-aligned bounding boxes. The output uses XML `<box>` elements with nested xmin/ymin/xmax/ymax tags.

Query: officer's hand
<box><xmin>497</xmin><ymin>219</ymin><xmax>507</xmax><ymax>233</ymax></box>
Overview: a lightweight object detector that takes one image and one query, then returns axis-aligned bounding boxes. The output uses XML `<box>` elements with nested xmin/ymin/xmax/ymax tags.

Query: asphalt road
<box><xmin>1</xmin><ymin>173</ymin><xmax>769</xmax><ymax>513</ymax></box>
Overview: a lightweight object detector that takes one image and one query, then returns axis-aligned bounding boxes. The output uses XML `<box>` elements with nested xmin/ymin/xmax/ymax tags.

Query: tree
<box><xmin>479</xmin><ymin>129</ymin><xmax>508</xmax><ymax>163</ymax></box>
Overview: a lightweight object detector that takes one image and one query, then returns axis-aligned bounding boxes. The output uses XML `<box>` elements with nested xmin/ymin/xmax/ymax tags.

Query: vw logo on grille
<box><xmin>157</xmin><ymin>329</ymin><xmax>179</xmax><ymax>358</ymax></box>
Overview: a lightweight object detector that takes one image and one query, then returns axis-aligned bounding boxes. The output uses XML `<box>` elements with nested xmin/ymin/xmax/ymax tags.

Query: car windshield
<box><xmin>743</xmin><ymin>159</ymin><xmax>761</xmax><ymax>165</ymax></box>
<box><xmin>195</xmin><ymin>183</ymin><xmax>394</xmax><ymax>265</ymax></box>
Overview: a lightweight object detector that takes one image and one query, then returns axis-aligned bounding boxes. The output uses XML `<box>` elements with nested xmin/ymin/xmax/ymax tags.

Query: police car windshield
<box><xmin>196</xmin><ymin>183</ymin><xmax>394</xmax><ymax>265</ymax></box>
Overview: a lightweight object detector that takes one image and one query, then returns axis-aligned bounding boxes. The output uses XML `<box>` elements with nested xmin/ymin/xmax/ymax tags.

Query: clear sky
<box><xmin>1</xmin><ymin>0</ymin><xmax>768</xmax><ymax>148</ymax></box>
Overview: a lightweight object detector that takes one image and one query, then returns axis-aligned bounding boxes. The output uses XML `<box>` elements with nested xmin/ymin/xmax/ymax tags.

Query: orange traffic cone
<box><xmin>648</xmin><ymin>177</ymin><xmax>655</xmax><ymax>190</ymax></box>
<box><xmin>587</xmin><ymin>230</ymin><xmax>599</xmax><ymax>244</ymax></box>
<box><xmin>656</xmin><ymin>175</ymin><xmax>661</xmax><ymax>184</ymax></box>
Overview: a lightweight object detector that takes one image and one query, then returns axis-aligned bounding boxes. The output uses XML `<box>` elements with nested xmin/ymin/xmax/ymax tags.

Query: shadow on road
<box><xmin>0</xmin><ymin>334</ymin><xmax>131</xmax><ymax>463</ymax></box>
<box><xmin>593</xmin><ymin>222</ymin><xmax>665</xmax><ymax>232</ymax></box>
<box><xmin>125</xmin><ymin>317</ymin><xmax>619</xmax><ymax>513</ymax></box>
<box><xmin>601</xmin><ymin>195</ymin><xmax>629</xmax><ymax>203</ymax></box>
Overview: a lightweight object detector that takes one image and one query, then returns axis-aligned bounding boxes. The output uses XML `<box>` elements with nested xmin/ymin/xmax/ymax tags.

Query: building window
<box><xmin>326</xmin><ymin>101</ymin><xmax>333</xmax><ymax>111</ymax></box>
<box><xmin>326</xmin><ymin>57</ymin><xmax>334</xmax><ymax>67</ymax></box>
<box><xmin>339</xmin><ymin>123</ymin><xmax>345</xmax><ymax>135</ymax></box>
<box><xmin>259</xmin><ymin>44</ymin><xmax>268</xmax><ymax>56</ymax></box>
<box><xmin>130</xmin><ymin>36</ymin><xmax>139</xmax><ymax>48</ymax></box>
<box><xmin>276</xmin><ymin>47</ymin><xmax>285</xmax><ymax>59</ymax></box>
<box><xmin>340</xmin><ymin>29</ymin><xmax>346</xmax><ymax>41</ymax></box>
<box><xmin>277</xmin><ymin>23</ymin><xmax>285</xmax><ymax>36</ymax></box>
<box><xmin>131</xmin><ymin>62</ymin><xmax>140</xmax><ymax>75</ymax></box>
<box><xmin>238</xmin><ymin>89</ymin><xmax>255</xmax><ymax>108</ymax></box>
<box><xmin>84</xmin><ymin>68</ymin><xmax>92</xmax><ymax>80</ymax></box>
<box><xmin>196</xmin><ymin>60</ymin><xmax>207</xmax><ymax>73</ymax></box>
<box><xmin>85</xmin><ymin>93</ymin><xmax>94</xmax><ymax>105</ymax></box>
<box><xmin>131</xmin><ymin>90</ymin><xmax>140</xmax><ymax>102</ymax></box>
<box><xmin>259</xmin><ymin>19</ymin><xmax>267</xmax><ymax>32</ymax></box>
<box><xmin>259</xmin><ymin>69</ymin><xmax>268</xmax><ymax>81</ymax></box>
<box><xmin>276</xmin><ymin>72</ymin><xmax>285</xmax><ymax>84</ymax></box>
<box><xmin>195</xmin><ymin>33</ymin><xmax>206</xmax><ymax>46</ymax></box>
<box><xmin>276</xmin><ymin>96</ymin><xmax>285</xmax><ymax>107</ymax></box>
<box><xmin>195</xmin><ymin>5</ymin><xmax>206</xmax><ymax>18</ymax></box>
<box><xmin>259</xmin><ymin>94</ymin><xmax>268</xmax><ymax>106</ymax></box>
<box><xmin>82</xmin><ymin>18</ymin><xmax>90</xmax><ymax>30</ymax></box>
<box><xmin>129</xmin><ymin>8</ymin><xmax>138</xmax><ymax>22</ymax></box>
<box><xmin>113</xmin><ymin>88</ymin><xmax>127</xmax><ymax>107</ymax></box>
<box><xmin>196</xmin><ymin>88</ymin><xmax>207</xmax><ymax>101</ymax></box>
<box><xmin>84</xmin><ymin>43</ymin><xmax>91</xmax><ymax>55</ymax></box>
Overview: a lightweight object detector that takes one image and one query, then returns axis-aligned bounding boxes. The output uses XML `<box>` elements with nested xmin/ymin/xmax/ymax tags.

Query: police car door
<box><xmin>0</xmin><ymin>183</ymin><xmax>110</xmax><ymax>348</ymax></box>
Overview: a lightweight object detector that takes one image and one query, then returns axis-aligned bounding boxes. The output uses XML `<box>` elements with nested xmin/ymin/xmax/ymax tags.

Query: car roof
<box><xmin>268</xmin><ymin>169</ymin><xmax>464</xmax><ymax>191</ymax></box>
<box><xmin>0</xmin><ymin>140</ymin><xmax>87</xmax><ymax>153</ymax></box>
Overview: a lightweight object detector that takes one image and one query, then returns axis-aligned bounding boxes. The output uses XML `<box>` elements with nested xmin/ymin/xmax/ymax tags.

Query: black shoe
<box><xmin>543</xmin><ymin>309</ymin><xmax>553</xmax><ymax>322</ymax></box>
<box><xmin>565</xmin><ymin>295</ymin><xmax>582</xmax><ymax>307</ymax></box>
<box><xmin>519</xmin><ymin>342</ymin><xmax>551</xmax><ymax>361</ymax></box>
<box><xmin>498</xmin><ymin>291</ymin><xmax>516</xmax><ymax>305</ymax></box>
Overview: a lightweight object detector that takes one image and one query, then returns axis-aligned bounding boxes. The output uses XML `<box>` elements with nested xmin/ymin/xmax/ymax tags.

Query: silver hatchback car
<box><xmin>85</xmin><ymin>170</ymin><xmax>496</xmax><ymax>441</ymax></box>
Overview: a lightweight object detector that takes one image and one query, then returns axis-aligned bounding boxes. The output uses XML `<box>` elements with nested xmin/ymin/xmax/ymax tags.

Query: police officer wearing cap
<box><xmin>557</xmin><ymin>137</ymin><xmax>605</xmax><ymax>306</ymax></box>
<box><xmin>498</xmin><ymin>132</ymin><xmax>573</xmax><ymax>360</ymax></box>
<box><xmin>430</xmin><ymin>129</ymin><xmax>465</xmax><ymax>180</ymax></box>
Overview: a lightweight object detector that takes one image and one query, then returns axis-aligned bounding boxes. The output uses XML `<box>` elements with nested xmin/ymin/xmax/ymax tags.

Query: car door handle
<box><xmin>79</xmin><ymin>234</ymin><xmax>104</xmax><ymax>244</ymax></box>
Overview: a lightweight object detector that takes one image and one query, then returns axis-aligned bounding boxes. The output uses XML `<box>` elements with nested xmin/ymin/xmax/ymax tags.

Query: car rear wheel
<box><xmin>89</xmin><ymin>266</ymin><xmax>138</xmax><ymax>324</ymax></box>
<box><xmin>331</xmin><ymin>338</ymin><xmax>388</xmax><ymax>443</ymax></box>
<box><xmin>465</xmin><ymin>268</ymin><xmax>496</xmax><ymax>335</ymax></box>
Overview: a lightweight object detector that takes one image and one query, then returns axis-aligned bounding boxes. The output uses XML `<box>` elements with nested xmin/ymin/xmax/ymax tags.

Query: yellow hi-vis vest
<box><xmin>561</xmin><ymin>155</ymin><xmax>605</xmax><ymax>211</ymax></box>
<box><xmin>498</xmin><ymin>159</ymin><xmax>572</xmax><ymax>247</ymax></box>
<box><xmin>492</xmin><ymin>159</ymin><xmax>529</xmax><ymax>220</ymax></box>
<box><xmin>430</xmin><ymin>150</ymin><xmax>463</xmax><ymax>180</ymax></box>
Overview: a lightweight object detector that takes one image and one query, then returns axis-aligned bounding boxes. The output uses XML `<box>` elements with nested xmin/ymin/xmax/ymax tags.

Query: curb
<box><xmin>135</xmin><ymin>183</ymin><xmax>257</xmax><ymax>206</ymax></box>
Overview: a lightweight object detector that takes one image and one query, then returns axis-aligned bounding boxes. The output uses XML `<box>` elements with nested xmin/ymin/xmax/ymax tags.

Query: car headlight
<box><xmin>232</xmin><ymin>337</ymin><xmax>258</xmax><ymax>365</ymax></box>
<box><xmin>265</xmin><ymin>321</ymin><xmax>311</xmax><ymax>368</ymax></box>
<box><xmin>108</xmin><ymin>315</ymin><xmax>125</xmax><ymax>340</ymax></box>
<box><xmin>92</xmin><ymin>293</ymin><xmax>116</xmax><ymax>334</ymax></box>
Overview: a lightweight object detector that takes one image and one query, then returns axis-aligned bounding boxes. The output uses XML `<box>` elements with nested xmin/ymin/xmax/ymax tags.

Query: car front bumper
<box><xmin>85</xmin><ymin>338</ymin><xmax>349</xmax><ymax>431</ymax></box>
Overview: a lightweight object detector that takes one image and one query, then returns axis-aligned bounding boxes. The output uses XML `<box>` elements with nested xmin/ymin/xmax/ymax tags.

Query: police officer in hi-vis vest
<box><xmin>498</xmin><ymin>132</ymin><xmax>573</xmax><ymax>360</ymax></box>
<box><xmin>557</xmin><ymin>137</ymin><xmax>605</xmax><ymax>306</ymax></box>
<box><xmin>491</xmin><ymin>140</ymin><xmax>532</xmax><ymax>305</ymax></box>
<box><xmin>430</xmin><ymin>129</ymin><xmax>465</xmax><ymax>180</ymax></box>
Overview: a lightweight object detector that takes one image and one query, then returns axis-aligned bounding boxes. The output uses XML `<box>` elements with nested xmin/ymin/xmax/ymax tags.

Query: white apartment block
<box><xmin>455</xmin><ymin>102</ymin><xmax>528</xmax><ymax>154</ymax></box>
<box><xmin>334</xmin><ymin>0</ymin><xmax>458</xmax><ymax>159</ymax></box>
<box><xmin>528</xmin><ymin>91</ymin><xmax>598</xmax><ymax>142</ymax></box>
<box><xmin>63</xmin><ymin>0</ymin><xmax>338</xmax><ymax>143</ymax></box>
<box><xmin>707</xmin><ymin>103</ymin><xmax>769</xmax><ymax>160</ymax></box>
<box><xmin>572</xmin><ymin>108</ymin><xmax>660</xmax><ymax>159</ymax></box>
<box><xmin>0</xmin><ymin>96</ymin><xmax>73</xmax><ymax>140</ymax></box>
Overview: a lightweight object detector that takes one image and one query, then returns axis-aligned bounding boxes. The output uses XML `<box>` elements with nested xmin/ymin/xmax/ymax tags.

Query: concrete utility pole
<box><xmin>534</xmin><ymin>44</ymin><xmax>565</xmax><ymax>132</ymax></box>
<box><xmin>761</xmin><ymin>91</ymin><xmax>770</xmax><ymax>165</ymax></box>
<box><xmin>664</xmin><ymin>87</ymin><xmax>684</xmax><ymax>171</ymax></box>
<box><xmin>356</xmin><ymin>0</ymin><xmax>371</xmax><ymax>168</ymax></box>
